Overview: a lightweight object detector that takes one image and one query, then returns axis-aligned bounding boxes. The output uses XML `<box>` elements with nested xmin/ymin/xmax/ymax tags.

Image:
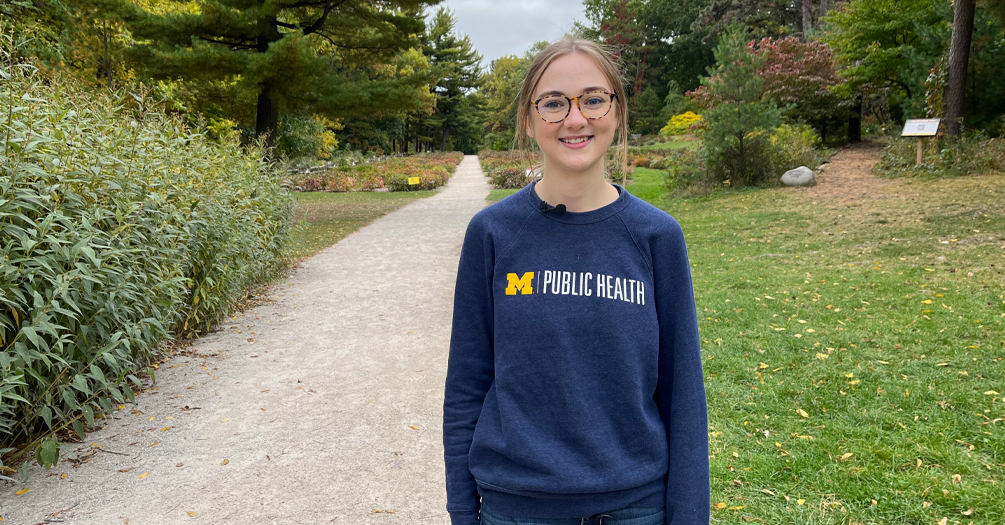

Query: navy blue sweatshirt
<box><xmin>443</xmin><ymin>178</ymin><xmax>709</xmax><ymax>525</ymax></box>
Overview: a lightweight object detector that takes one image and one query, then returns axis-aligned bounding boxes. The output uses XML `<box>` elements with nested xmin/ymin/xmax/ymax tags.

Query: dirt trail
<box><xmin>797</xmin><ymin>140</ymin><xmax>887</xmax><ymax>204</ymax></box>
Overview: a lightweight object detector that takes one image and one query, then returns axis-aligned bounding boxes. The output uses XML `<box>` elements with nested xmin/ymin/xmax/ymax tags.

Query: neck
<box><xmin>535</xmin><ymin>160</ymin><xmax>619</xmax><ymax>213</ymax></box>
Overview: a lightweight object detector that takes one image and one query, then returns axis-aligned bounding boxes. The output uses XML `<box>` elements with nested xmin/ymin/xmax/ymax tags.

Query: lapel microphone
<box><xmin>540</xmin><ymin>201</ymin><xmax>567</xmax><ymax>215</ymax></box>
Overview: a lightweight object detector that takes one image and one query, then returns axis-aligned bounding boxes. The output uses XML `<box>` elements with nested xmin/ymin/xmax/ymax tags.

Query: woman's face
<box><xmin>527</xmin><ymin>52</ymin><xmax>618</xmax><ymax>178</ymax></box>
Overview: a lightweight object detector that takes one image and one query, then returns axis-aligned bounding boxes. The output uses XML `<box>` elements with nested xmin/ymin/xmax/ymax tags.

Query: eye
<box><xmin>584</xmin><ymin>97</ymin><xmax>605</xmax><ymax>106</ymax></box>
<box><xmin>540</xmin><ymin>99</ymin><xmax>566</xmax><ymax>110</ymax></box>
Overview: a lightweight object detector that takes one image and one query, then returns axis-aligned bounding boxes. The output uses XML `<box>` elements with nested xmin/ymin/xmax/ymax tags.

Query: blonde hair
<box><xmin>514</xmin><ymin>37</ymin><xmax>630</xmax><ymax>184</ymax></box>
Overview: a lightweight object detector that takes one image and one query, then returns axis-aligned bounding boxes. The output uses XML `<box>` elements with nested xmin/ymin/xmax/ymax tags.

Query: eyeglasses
<box><xmin>531</xmin><ymin>90</ymin><xmax>616</xmax><ymax>123</ymax></box>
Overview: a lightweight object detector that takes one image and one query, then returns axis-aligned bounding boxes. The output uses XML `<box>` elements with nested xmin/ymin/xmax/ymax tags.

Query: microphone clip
<box><xmin>540</xmin><ymin>201</ymin><xmax>567</xmax><ymax>215</ymax></box>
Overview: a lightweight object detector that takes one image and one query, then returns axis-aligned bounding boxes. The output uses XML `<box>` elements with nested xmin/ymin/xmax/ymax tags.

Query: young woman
<box><xmin>443</xmin><ymin>37</ymin><xmax>709</xmax><ymax>525</ymax></box>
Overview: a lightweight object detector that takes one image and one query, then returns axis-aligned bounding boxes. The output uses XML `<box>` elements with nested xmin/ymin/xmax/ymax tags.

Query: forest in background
<box><xmin>5</xmin><ymin>0</ymin><xmax>1005</xmax><ymax>161</ymax></box>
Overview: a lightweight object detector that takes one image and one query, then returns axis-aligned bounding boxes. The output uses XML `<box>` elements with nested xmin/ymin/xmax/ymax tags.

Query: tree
<box><xmin>631</xmin><ymin>87</ymin><xmax>665</xmax><ymax>135</ymax></box>
<box><xmin>823</xmin><ymin>0</ymin><xmax>949</xmax><ymax>122</ymax></box>
<box><xmin>579</xmin><ymin>0</ymin><xmax>715</xmax><ymax>133</ymax></box>
<box><xmin>693</xmin><ymin>0</ymin><xmax>803</xmax><ymax>42</ymax></box>
<box><xmin>114</xmin><ymin>0</ymin><xmax>439</xmax><ymax>149</ymax></box>
<box><xmin>421</xmin><ymin>8</ymin><xmax>483</xmax><ymax>152</ymax></box>
<box><xmin>753</xmin><ymin>36</ymin><xmax>843</xmax><ymax>140</ymax></box>
<box><xmin>691</xmin><ymin>24</ymin><xmax>782</xmax><ymax>186</ymax></box>
<box><xmin>944</xmin><ymin>0</ymin><xmax>976</xmax><ymax>137</ymax></box>
<box><xmin>481</xmin><ymin>54</ymin><xmax>527</xmax><ymax>149</ymax></box>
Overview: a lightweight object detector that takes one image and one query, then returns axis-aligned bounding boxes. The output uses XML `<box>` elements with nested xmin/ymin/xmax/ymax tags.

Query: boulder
<box><xmin>780</xmin><ymin>166</ymin><xmax>816</xmax><ymax>187</ymax></box>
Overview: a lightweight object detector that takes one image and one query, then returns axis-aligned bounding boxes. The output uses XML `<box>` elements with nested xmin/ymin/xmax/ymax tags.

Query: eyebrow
<box><xmin>536</xmin><ymin>86</ymin><xmax>610</xmax><ymax>98</ymax></box>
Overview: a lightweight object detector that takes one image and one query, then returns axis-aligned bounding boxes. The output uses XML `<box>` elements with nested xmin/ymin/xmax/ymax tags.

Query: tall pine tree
<box><xmin>401</xmin><ymin>8</ymin><xmax>482</xmax><ymax>153</ymax></box>
<box><xmin>111</xmin><ymin>0</ymin><xmax>439</xmax><ymax>148</ymax></box>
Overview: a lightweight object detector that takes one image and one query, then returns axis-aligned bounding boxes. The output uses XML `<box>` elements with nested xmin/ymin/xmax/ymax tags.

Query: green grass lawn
<box><xmin>486</xmin><ymin>167</ymin><xmax>672</xmax><ymax>204</ymax></box>
<box><xmin>285</xmin><ymin>189</ymin><xmax>438</xmax><ymax>262</ymax></box>
<box><xmin>490</xmin><ymin>168</ymin><xmax>1005</xmax><ymax>523</ymax></box>
<box><xmin>647</xmin><ymin>172</ymin><xmax>1005</xmax><ymax>524</ymax></box>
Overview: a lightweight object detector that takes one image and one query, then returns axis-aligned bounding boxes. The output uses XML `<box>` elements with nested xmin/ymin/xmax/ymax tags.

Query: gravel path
<box><xmin>0</xmin><ymin>155</ymin><xmax>492</xmax><ymax>524</ymax></box>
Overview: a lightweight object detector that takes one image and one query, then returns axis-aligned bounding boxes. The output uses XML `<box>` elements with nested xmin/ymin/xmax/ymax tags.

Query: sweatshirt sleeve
<box><xmin>651</xmin><ymin>217</ymin><xmax>710</xmax><ymax>525</ymax></box>
<box><xmin>443</xmin><ymin>216</ymin><xmax>496</xmax><ymax>525</ymax></box>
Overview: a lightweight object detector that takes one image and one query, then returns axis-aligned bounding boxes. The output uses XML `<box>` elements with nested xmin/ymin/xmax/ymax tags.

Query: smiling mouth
<box><xmin>559</xmin><ymin>136</ymin><xmax>593</xmax><ymax>144</ymax></box>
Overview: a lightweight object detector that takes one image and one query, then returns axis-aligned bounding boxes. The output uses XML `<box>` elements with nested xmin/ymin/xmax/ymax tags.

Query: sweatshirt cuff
<box><xmin>449</xmin><ymin>510</ymin><xmax>480</xmax><ymax>525</ymax></box>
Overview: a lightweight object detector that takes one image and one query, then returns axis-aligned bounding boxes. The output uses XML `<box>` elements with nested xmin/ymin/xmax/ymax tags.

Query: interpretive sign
<box><xmin>901</xmin><ymin>118</ymin><xmax>941</xmax><ymax>166</ymax></box>
<box><xmin>901</xmin><ymin>118</ymin><xmax>941</xmax><ymax>137</ymax></box>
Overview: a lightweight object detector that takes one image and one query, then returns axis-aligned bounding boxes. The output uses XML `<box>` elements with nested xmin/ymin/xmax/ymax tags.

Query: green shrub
<box><xmin>489</xmin><ymin>167</ymin><xmax>533</xmax><ymax>189</ymax></box>
<box><xmin>661</xmin><ymin>147</ymin><xmax>716</xmax><ymax>195</ymax></box>
<box><xmin>0</xmin><ymin>37</ymin><xmax>294</xmax><ymax>476</ymax></box>
<box><xmin>276</xmin><ymin>113</ymin><xmax>340</xmax><ymax>162</ymax></box>
<box><xmin>478</xmin><ymin>150</ymin><xmax>533</xmax><ymax>189</ymax></box>
<box><xmin>874</xmin><ymin>134</ymin><xmax>1005</xmax><ymax>178</ymax></box>
<box><xmin>769</xmin><ymin>123</ymin><xmax>825</xmax><ymax>171</ymax></box>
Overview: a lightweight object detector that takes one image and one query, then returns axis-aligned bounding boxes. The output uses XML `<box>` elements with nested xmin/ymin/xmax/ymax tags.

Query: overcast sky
<box><xmin>437</xmin><ymin>0</ymin><xmax>588</xmax><ymax>68</ymax></box>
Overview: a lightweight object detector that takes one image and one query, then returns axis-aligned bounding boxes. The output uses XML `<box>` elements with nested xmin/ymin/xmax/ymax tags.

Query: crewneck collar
<box><xmin>525</xmin><ymin>177</ymin><xmax>631</xmax><ymax>224</ymax></box>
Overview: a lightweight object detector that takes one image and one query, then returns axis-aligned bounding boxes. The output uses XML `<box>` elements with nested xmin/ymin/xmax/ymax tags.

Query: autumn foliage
<box><xmin>754</xmin><ymin>37</ymin><xmax>843</xmax><ymax>129</ymax></box>
<box><xmin>687</xmin><ymin>36</ymin><xmax>843</xmax><ymax>135</ymax></box>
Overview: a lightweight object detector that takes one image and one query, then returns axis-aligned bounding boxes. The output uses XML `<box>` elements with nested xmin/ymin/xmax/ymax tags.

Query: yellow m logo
<box><xmin>505</xmin><ymin>272</ymin><xmax>534</xmax><ymax>295</ymax></box>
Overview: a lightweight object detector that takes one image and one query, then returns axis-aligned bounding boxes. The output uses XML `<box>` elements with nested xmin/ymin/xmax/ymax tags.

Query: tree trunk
<box><xmin>819</xmin><ymin>0</ymin><xmax>828</xmax><ymax>19</ymax></box>
<box><xmin>103</xmin><ymin>21</ymin><xmax>112</xmax><ymax>90</ymax></box>
<box><xmin>944</xmin><ymin>0</ymin><xmax>975</xmax><ymax>138</ymax></box>
<box><xmin>254</xmin><ymin>19</ymin><xmax>282</xmax><ymax>151</ymax></box>
<box><xmin>795</xmin><ymin>1</ymin><xmax>804</xmax><ymax>38</ymax></box>
<box><xmin>802</xmin><ymin>0</ymin><xmax>813</xmax><ymax>39</ymax></box>
<box><xmin>256</xmin><ymin>84</ymin><xmax>279</xmax><ymax>151</ymax></box>
<box><xmin>848</xmin><ymin>94</ymin><xmax>862</xmax><ymax>142</ymax></box>
<box><xmin>442</xmin><ymin>125</ymin><xmax>448</xmax><ymax>151</ymax></box>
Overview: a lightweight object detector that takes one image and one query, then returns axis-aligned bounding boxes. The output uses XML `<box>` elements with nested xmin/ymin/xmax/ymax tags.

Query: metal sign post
<box><xmin>901</xmin><ymin>118</ymin><xmax>941</xmax><ymax>166</ymax></box>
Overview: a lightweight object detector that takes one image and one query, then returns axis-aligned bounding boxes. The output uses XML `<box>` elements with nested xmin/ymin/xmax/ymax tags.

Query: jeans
<box><xmin>479</xmin><ymin>502</ymin><xmax>665</xmax><ymax>525</ymax></box>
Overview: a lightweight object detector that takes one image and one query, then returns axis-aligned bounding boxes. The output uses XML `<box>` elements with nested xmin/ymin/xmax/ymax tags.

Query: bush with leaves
<box><xmin>660</xmin><ymin>112</ymin><xmax>702</xmax><ymax>136</ymax></box>
<box><xmin>770</xmin><ymin>124</ymin><xmax>826</xmax><ymax>172</ymax></box>
<box><xmin>287</xmin><ymin>152</ymin><xmax>461</xmax><ymax>192</ymax></box>
<box><xmin>874</xmin><ymin>133</ymin><xmax>1005</xmax><ymax>178</ymax></box>
<box><xmin>0</xmin><ymin>35</ymin><xmax>294</xmax><ymax>482</ymax></box>
<box><xmin>660</xmin><ymin>146</ymin><xmax>715</xmax><ymax>196</ymax></box>
<box><xmin>478</xmin><ymin>149</ymin><xmax>534</xmax><ymax>189</ymax></box>
<box><xmin>277</xmin><ymin>113</ymin><xmax>340</xmax><ymax>164</ymax></box>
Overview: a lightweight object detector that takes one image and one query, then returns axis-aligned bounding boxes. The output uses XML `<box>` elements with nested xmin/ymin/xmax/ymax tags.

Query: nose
<box><xmin>564</xmin><ymin>99</ymin><xmax>588</xmax><ymax>127</ymax></box>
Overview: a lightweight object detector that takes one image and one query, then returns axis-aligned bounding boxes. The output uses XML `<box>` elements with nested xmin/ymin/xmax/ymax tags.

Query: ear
<box><xmin>525</xmin><ymin>120</ymin><xmax>535</xmax><ymax>138</ymax></box>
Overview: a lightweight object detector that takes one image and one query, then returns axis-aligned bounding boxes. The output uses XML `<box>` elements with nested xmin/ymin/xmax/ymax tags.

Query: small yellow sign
<box><xmin>407</xmin><ymin>176</ymin><xmax>420</xmax><ymax>185</ymax></box>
